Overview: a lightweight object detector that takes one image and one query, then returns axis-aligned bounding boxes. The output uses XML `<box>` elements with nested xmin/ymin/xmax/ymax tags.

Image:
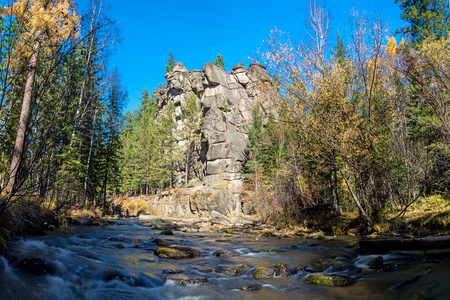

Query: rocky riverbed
<box><xmin>1</xmin><ymin>217</ymin><xmax>450</xmax><ymax>299</ymax></box>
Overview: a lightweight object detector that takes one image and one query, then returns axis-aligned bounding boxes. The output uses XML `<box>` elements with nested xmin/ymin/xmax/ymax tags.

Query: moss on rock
<box><xmin>253</xmin><ymin>267</ymin><xmax>275</xmax><ymax>279</ymax></box>
<box><xmin>154</xmin><ymin>245</ymin><xmax>199</xmax><ymax>259</ymax></box>
<box><xmin>306</xmin><ymin>274</ymin><xmax>357</xmax><ymax>286</ymax></box>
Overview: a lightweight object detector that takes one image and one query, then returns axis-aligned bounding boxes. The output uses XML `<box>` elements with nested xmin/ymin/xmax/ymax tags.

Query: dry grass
<box><xmin>384</xmin><ymin>195</ymin><xmax>450</xmax><ymax>236</ymax></box>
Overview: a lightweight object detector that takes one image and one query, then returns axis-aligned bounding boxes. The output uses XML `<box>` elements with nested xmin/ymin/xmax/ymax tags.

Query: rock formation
<box><xmin>147</xmin><ymin>61</ymin><xmax>273</xmax><ymax>217</ymax></box>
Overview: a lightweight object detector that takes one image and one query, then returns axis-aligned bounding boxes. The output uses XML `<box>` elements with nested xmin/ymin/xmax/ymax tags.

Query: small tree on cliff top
<box><xmin>165</xmin><ymin>52</ymin><xmax>175</xmax><ymax>73</ymax></box>
<box><xmin>214</xmin><ymin>53</ymin><xmax>225</xmax><ymax>68</ymax></box>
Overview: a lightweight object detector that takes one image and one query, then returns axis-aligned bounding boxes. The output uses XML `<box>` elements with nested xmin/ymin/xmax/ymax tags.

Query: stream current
<box><xmin>1</xmin><ymin>219</ymin><xmax>450</xmax><ymax>299</ymax></box>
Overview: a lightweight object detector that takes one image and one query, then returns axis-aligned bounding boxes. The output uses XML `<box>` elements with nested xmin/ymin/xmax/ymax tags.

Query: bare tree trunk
<box><xmin>8</xmin><ymin>37</ymin><xmax>41</xmax><ymax>191</ymax></box>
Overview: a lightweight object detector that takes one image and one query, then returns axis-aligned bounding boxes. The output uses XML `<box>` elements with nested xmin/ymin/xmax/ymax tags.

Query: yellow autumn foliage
<box><xmin>3</xmin><ymin>0</ymin><xmax>79</xmax><ymax>58</ymax></box>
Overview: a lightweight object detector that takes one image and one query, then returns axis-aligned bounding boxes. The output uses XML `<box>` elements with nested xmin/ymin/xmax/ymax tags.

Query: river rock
<box><xmin>305</xmin><ymin>262</ymin><xmax>326</xmax><ymax>273</ymax></box>
<box><xmin>214</xmin><ymin>250</ymin><xmax>237</xmax><ymax>258</ymax></box>
<box><xmin>154</xmin><ymin>245</ymin><xmax>199</xmax><ymax>259</ymax></box>
<box><xmin>153</xmin><ymin>224</ymin><xmax>178</xmax><ymax>230</ymax></box>
<box><xmin>165</xmin><ymin>277</ymin><xmax>208</xmax><ymax>284</ymax></box>
<box><xmin>17</xmin><ymin>257</ymin><xmax>50</xmax><ymax>275</ymax></box>
<box><xmin>306</xmin><ymin>274</ymin><xmax>357</xmax><ymax>286</ymax></box>
<box><xmin>209</xmin><ymin>210</ymin><xmax>232</xmax><ymax>225</ymax></box>
<box><xmin>240</xmin><ymin>283</ymin><xmax>262</xmax><ymax>291</ymax></box>
<box><xmin>219</xmin><ymin>264</ymin><xmax>249</xmax><ymax>276</ymax></box>
<box><xmin>253</xmin><ymin>267</ymin><xmax>275</xmax><ymax>279</ymax></box>
<box><xmin>161</xmin><ymin>229</ymin><xmax>174</xmax><ymax>235</ymax></box>
<box><xmin>274</xmin><ymin>263</ymin><xmax>303</xmax><ymax>276</ymax></box>
<box><xmin>153</xmin><ymin>238</ymin><xmax>171</xmax><ymax>247</ymax></box>
<box><xmin>368</xmin><ymin>256</ymin><xmax>384</xmax><ymax>270</ymax></box>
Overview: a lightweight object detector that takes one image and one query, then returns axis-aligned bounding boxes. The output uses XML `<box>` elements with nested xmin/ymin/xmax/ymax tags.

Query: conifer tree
<box><xmin>214</xmin><ymin>53</ymin><xmax>225</xmax><ymax>68</ymax></box>
<box><xmin>165</xmin><ymin>52</ymin><xmax>175</xmax><ymax>73</ymax></box>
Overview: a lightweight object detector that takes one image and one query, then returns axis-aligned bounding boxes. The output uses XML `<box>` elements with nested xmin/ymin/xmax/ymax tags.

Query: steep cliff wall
<box><xmin>148</xmin><ymin>61</ymin><xmax>272</xmax><ymax>217</ymax></box>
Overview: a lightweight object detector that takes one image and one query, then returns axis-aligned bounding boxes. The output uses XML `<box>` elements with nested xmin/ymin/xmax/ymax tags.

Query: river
<box><xmin>1</xmin><ymin>219</ymin><xmax>449</xmax><ymax>299</ymax></box>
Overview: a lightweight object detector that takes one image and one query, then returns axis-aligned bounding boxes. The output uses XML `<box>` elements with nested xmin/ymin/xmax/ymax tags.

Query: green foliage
<box><xmin>332</xmin><ymin>32</ymin><xmax>348</xmax><ymax>66</ymax></box>
<box><xmin>165</xmin><ymin>52</ymin><xmax>175</xmax><ymax>73</ymax></box>
<box><xmin>214</xmin><ymin>53</ymin><xmax>225</xmax><ymax>68</ymax></box>
<box><xmin>120</xmin><ymin>87</ymin><xmax>180</xmax><ymax>194</ymax></box>
<box><xmin>396</xmin><ymin>0</ymin><xmax>450</xmax><ymax>44</ymax></box>
<box><xmin>181</xmin><ymin>92</ymin><xmax>203</xmax><ymax>187</ymax></box>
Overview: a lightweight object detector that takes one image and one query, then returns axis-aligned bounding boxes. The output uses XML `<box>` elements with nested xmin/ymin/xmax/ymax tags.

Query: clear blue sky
<box><xmin>3</xmin><ymin>0</ymin><xmax>405</xmax><ymax>112</ymax></box>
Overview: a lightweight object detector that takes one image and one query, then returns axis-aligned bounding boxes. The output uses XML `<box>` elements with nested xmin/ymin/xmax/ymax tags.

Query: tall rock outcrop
<box><xmin>149</xmin><ymin>61</ymin><xmax>272</xmax><ymax>217</ymax></box>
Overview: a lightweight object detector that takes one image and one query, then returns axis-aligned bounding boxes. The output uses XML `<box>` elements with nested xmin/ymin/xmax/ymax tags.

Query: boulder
<box><xmin>214</xmin><ymin>250</ymin><xmax>237</xmax><ymax>258</ymax></box>
<box><xmin>247</xmin><ymin>62</ymin><xmax>272</xmax><ymax>83</ymax></box>
<box><xmin>154</xmin><ymin>245</ymin><xmax>199</xmax><ymax>259</ymax></box>
<box><xmin>17</xmin><ymin>257</ymin><xmax>50</xmax><ymax>275</ymax></box>
<box><xmin>203</xmin><ymin>62</ymin><xmax>229</xmax><ymax>87</ymax></box>
<box><xmin>219</xmin><ymin>264</ymin><xmax>249</xmax><ymax>276</ymax></box>
<box><xmin>368</xmin><ymin>256</ymin><xmax>384</xmax><ymax>270</ymax></box>
<box><xmin>209</xmin><ymin>210</ymin><xmax>232</xmax><ymax>225</ymax></box>
<box><xmin>160</xmin><ymin>229</ymin><xmax>173</xmax><ymax>235</ymax></box>
<box><xmin>253</xmin><ymin>267</ymin><xmax>275</xmax><ymax>279</ymax></box>
<box><xmin>153</xmin><ymin>238</ymin><xmax>171</xmax><ymax>247</ymax></box>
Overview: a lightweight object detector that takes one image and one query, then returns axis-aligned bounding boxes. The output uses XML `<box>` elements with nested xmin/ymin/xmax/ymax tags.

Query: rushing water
<box><xmin>1</xmin><ymin>219</ymin><xmax>450</xmax><ymax>300</ymax></box>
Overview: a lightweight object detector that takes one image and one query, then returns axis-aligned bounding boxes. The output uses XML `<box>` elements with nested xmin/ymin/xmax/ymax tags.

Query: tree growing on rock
<box><xmin>181</xmin><ymin>92</ymin><xmax>203</xmax><ymax>188</ymax></box>
<box><xmin>165</xmin><ymin>52</ymin><xmax>175</xmax><ymax>73</ymax></box>
<box><xmin>214</xmin><ymin>53</ymin><xmax>225</xmax><ymax>69</ymax></box>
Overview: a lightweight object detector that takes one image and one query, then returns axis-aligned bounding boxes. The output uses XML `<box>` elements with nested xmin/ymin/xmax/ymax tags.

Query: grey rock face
<box><xmin>152</xmin><ymin>61</ymin><xmax>272</xmax><ymax>217</ymax></box>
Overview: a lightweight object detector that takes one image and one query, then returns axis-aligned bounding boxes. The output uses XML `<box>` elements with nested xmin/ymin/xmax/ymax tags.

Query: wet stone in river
<box><xmin>165</xmin><ymin>277</ymin><xmax>208</xmax><ymax>284</ymax></box>
<box><xmin>214</xmin><ymin>250</ymin><xmax>237</xmax><ymax>257</ymax></box>
<box><xmin>306</xmin><ymin>274</ymin><xmax>357</xmax><ymax>286</ymax></box>
<box><xmin>17</xmin><ymin>257</ymin><xmax>50</xmax><ymax>275</ymax></box>
<box><xmin>154</xmin><ymin>245</ymin><xmax>200</xmax><ymax>259</ymax></box>
<box><xmin>253</xmin><ymin>267</ymin><xmax>275</xmax><ymax>279</ymax></box>
<box><xmin>240</xmin><ymin>283</ymin><xmax>262</xmax><ymax>291</ymax></box>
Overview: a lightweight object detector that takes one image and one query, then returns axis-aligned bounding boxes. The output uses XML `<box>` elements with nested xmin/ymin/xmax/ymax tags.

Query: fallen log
<box><xmin>359</xmin><ymin>235</ymin><xmax>450</xmax><ymax>252</ymax></box>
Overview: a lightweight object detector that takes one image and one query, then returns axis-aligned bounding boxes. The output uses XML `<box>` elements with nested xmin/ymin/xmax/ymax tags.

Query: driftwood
<box><xmin>359</xmin><ymin>235</ymin><xmax>450</xmax><ymax>252</ymax></box>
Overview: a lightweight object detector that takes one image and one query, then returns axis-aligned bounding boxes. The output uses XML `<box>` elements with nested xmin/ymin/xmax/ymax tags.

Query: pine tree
<box><xmin>214</xmin><ymin>54</ymin><xmax>225</xmax><ymax>68</ymax></box>
<box><xmin>165</xmin><ymin>52</ymin><xmax>175</xmax><ymax>73</ymax></box>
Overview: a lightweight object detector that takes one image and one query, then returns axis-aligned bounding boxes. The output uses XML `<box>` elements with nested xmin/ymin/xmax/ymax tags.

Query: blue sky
<box><xmin>2</xmin><ymin>0</ymin><xmax>406</xmax><ymax>112</ymax></box>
